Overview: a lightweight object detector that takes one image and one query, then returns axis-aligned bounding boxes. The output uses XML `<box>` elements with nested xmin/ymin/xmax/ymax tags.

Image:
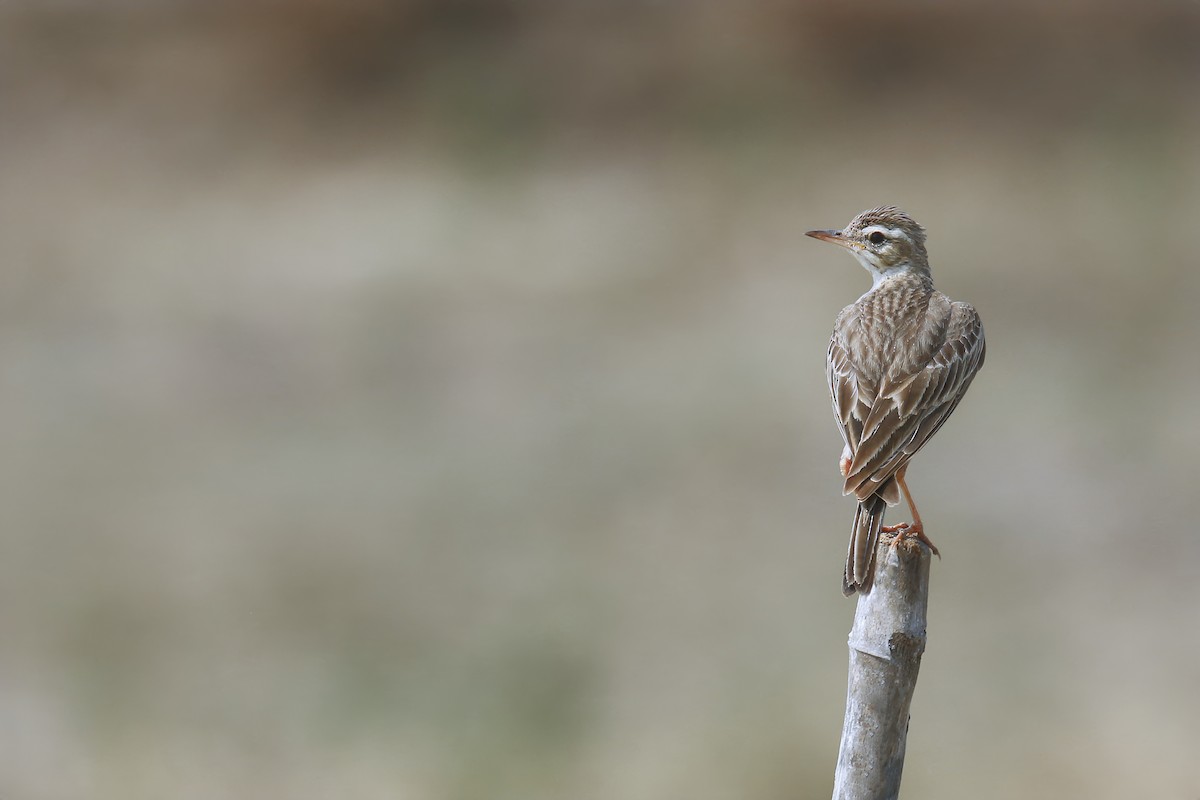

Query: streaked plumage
<box><xmin>807</xmin><ymin>207</ymin><xmax>985</xmax><ymax>595</ymax></box>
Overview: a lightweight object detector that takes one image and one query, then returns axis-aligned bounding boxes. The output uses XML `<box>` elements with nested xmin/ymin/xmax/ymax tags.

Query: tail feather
<box><xmin>844</xmin><ymin>494</ymin><xmax>887</xmax><ymax>595</ymax></box>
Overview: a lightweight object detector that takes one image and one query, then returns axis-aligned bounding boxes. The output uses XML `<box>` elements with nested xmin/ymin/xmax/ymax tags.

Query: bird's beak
<box><xmin>805</xmin><ymin>229</ymin><xmax>860</xmax><ymax>251</ymax></box>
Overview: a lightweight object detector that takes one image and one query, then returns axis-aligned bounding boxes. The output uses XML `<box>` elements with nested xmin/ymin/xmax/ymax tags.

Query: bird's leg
<box><xmin>880</xmin><ymin>466</ymin><xmax>940</xmax><ymax>558</ymax></box>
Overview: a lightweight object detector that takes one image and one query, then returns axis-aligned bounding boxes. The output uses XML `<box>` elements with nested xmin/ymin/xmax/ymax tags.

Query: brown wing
<box><xmin>830</xmin><ymin>303</ymin><xmax>985</xmax><ymax>502</ymax></box>
<box><xmin>827</xmin><ymin>329</ymin><xmax>864</xmax><ymax>454</ymax></box>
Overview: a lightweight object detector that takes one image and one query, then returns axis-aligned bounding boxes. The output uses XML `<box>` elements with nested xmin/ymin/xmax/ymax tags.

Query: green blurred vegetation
<box><xmin>1</xmin><ymin>2</ymin><xmax>1199</xmax><ymax>799</ymax></box>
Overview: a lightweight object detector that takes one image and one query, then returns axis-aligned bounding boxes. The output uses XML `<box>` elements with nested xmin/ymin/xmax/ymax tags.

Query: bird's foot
<box><xmin>881</xmin><ymin>522</ymin><xmax>941</xmax><ymax>559</ymax></box>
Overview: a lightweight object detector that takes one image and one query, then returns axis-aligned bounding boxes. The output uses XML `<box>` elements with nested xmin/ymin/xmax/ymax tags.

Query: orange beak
<box><xmin>805</xmin><ymin>229</ymin><xmax>860</xmax><ymax>251</ymax></box>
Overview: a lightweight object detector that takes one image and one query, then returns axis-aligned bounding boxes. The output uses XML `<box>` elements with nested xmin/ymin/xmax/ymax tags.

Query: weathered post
<box><xmin>832</xmin><ymin>532</ymin><xmax>932</xmax><ymax>800</ymax></box>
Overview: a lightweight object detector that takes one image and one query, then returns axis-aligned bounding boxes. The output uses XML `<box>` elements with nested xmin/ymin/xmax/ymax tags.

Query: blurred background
<box><xmin>2</xmin><ymin>1</ymin><xmax>1199</xmax><ymax>798</ymax></box>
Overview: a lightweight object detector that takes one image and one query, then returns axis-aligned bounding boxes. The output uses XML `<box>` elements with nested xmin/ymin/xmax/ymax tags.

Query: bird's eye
<box><xmin>867</xmin><ymin>231</ymin><xmax>886</xmax><ymax>245</ymax></box>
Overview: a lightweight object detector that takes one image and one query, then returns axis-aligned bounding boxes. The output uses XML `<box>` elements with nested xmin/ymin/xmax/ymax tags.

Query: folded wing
<box><xmin>828</xmin><ymin>303</ymin><xmax>985</xmax><ymax>503</ymax></box>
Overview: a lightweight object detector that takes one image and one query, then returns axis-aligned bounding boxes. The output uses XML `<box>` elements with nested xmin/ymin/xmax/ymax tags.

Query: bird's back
<box><xmin>833</xmin><ymin>272</ymin><xmax>953</xmax><ymax>390</ymax></box>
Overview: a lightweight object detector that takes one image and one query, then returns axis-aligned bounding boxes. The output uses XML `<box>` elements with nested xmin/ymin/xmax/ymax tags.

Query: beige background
<box><xmin>2</xmin><ymin>3</ymin><xmax>1198</xmax><ymax>798</ymax></box>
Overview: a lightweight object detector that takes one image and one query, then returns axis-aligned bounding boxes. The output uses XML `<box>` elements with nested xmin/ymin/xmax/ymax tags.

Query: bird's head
<box><xmin>806</xmin><ymin>206</ymin><xmax>930</xmax><ymax>284</ymax></box>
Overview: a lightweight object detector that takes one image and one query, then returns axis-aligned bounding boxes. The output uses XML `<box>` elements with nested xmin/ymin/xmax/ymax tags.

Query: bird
<box><xmin>806</xmin><ymin>207</ymin><xmax>985</xmax><ymax>595</ymax></box>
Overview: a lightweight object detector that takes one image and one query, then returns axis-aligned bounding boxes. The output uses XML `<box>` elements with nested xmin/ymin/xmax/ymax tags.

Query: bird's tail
<box><xmin>844</xmin><ymin>494</ymin><xmax>887</xmax><ymax>596</ymax></box>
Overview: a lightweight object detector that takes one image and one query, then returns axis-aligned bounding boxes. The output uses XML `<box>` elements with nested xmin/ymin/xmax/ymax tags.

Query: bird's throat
<box><xmin>857</xmin><ymin>258</ymin><xmax>931</xmax><ymax>291</ymax></box>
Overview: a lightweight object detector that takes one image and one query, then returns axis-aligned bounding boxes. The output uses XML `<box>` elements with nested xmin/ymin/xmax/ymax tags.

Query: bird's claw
<box><xmin>882</xmin><ymin>523</ymin><xmax>941</xmax><ymax>559</ymax></box>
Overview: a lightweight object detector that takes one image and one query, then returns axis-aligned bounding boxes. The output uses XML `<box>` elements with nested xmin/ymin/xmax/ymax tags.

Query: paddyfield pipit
<box><xmin>806</xmin><ymin>207</ymin><xmax>986</xmax><ymax>595</ymax></box>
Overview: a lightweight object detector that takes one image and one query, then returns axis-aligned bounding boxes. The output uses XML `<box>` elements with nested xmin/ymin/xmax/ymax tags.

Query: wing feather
<box><xmin>835</xmin><ymin>303</ymin><xmax>985</xmax><ymax>501</ymax></box>
<box><xmin>827</xmin><ymin>336</ymin><xmax>860</xmax><ymax>450</ymax></box>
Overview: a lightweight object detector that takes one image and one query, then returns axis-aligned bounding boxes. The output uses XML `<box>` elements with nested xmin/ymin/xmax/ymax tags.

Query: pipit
<box><xmin>806</xmin><ymin>207</ymin><xmax>985</xmax><ymax>595</ymax></box>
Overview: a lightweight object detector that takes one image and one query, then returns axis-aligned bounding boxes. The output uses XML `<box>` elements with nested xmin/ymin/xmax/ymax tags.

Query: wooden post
<box><xmin>832</xmin><ymin>531</ymin><xmax>932</xmax><ymax>800</ymax></box>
